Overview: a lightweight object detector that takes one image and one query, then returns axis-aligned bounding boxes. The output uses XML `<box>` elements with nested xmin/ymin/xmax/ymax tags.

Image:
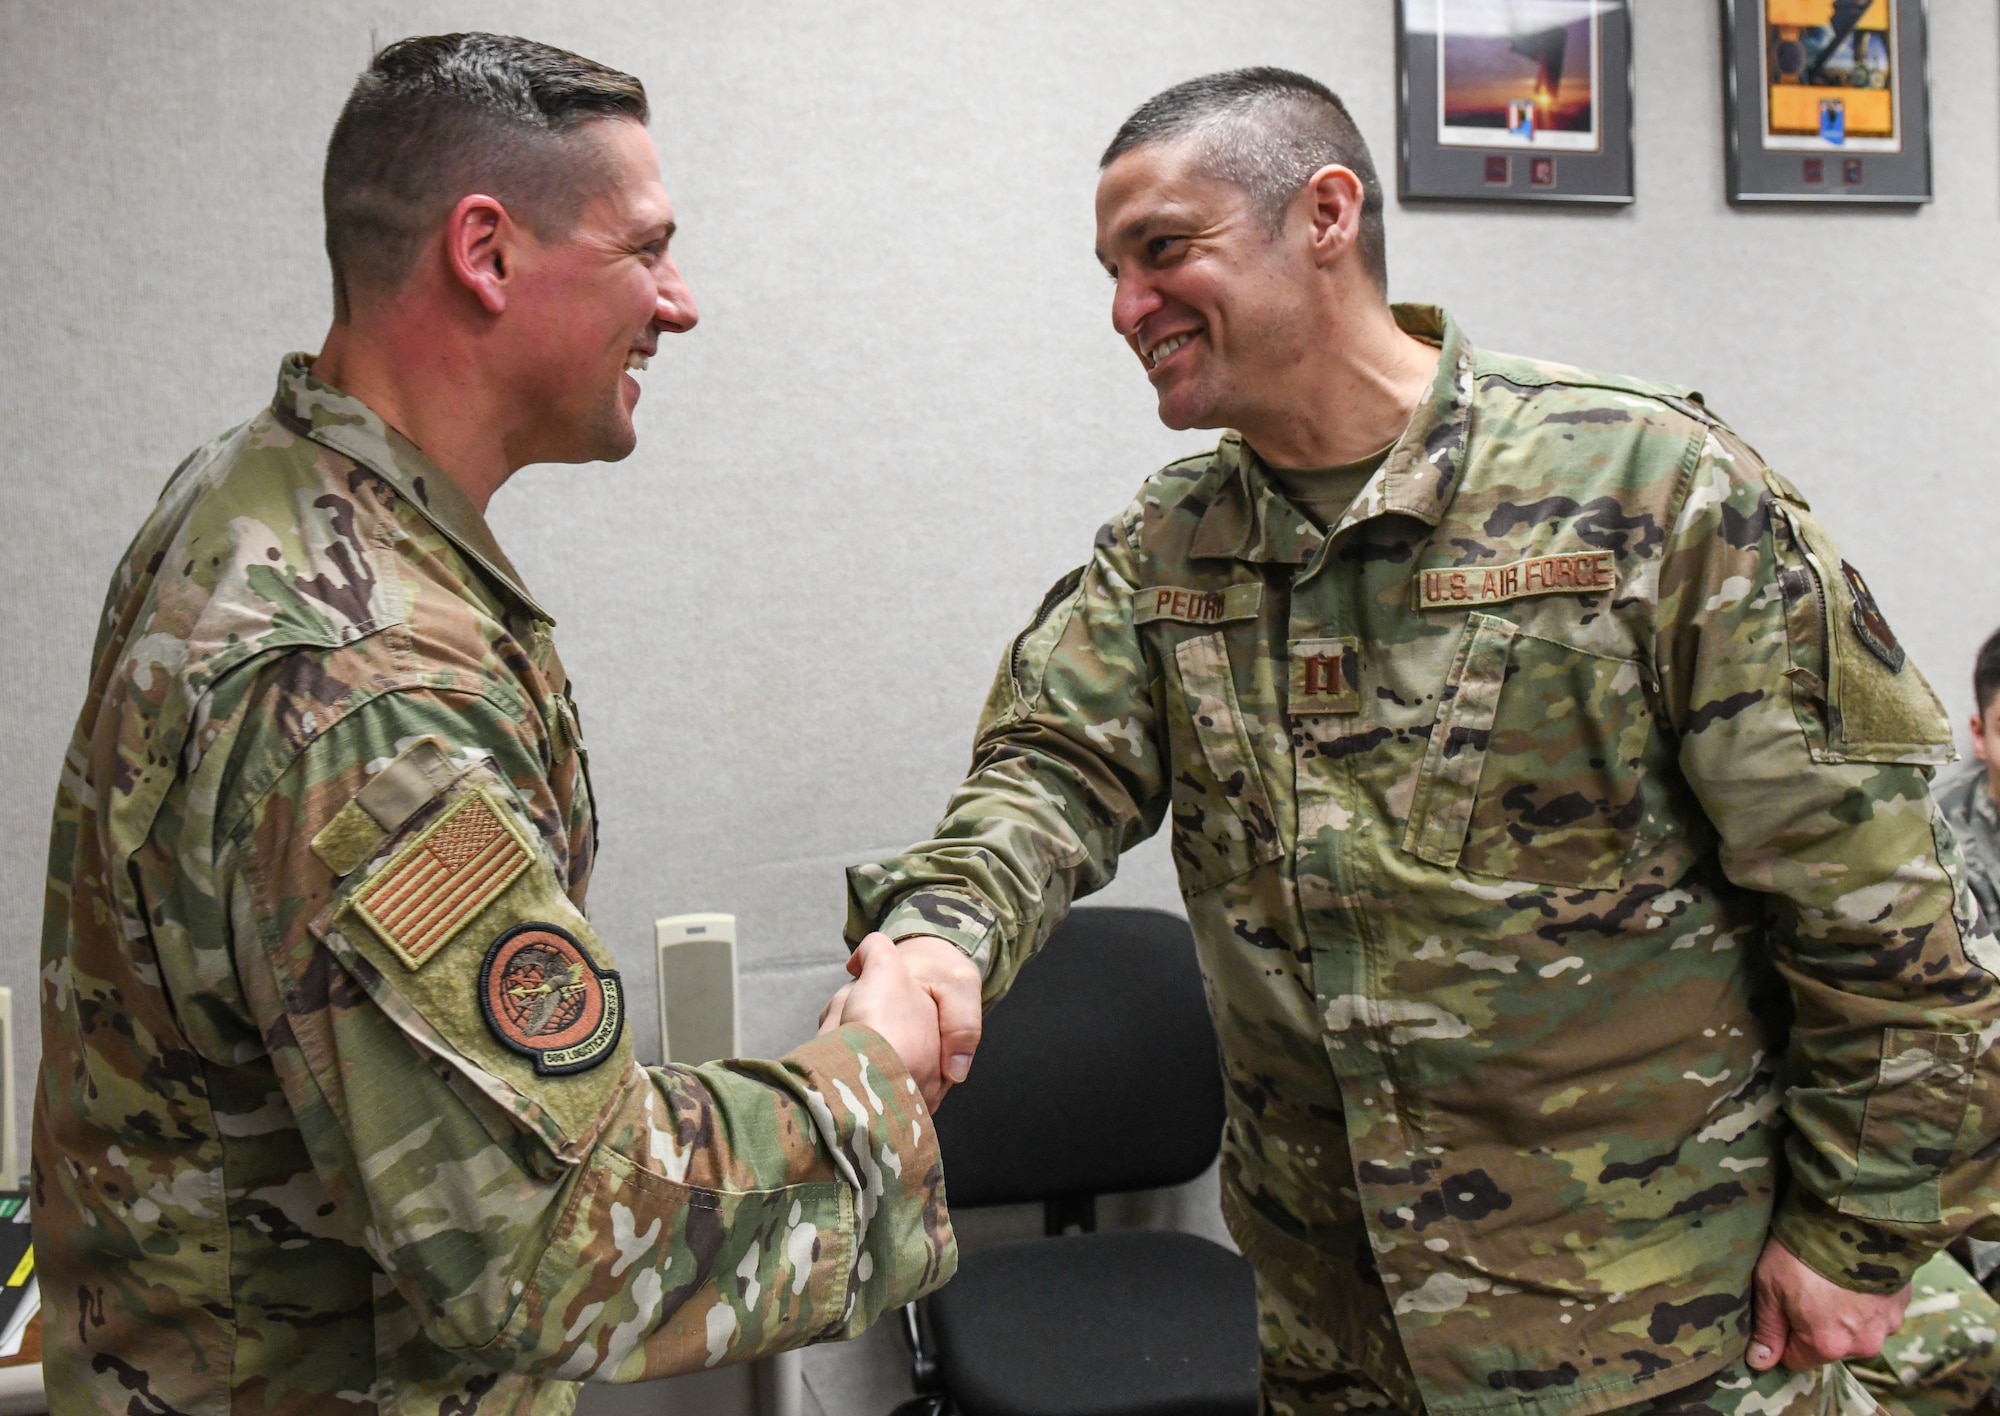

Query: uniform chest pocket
<box><xmin>1403</xmin><ymin>612</ymin><xmax>1650</xmax><ymax>891</ymax></box>
<box><xmin>1164</xmin><ymin>631</ymin><xmax>1284</xmax><ymax>895</ymax></box>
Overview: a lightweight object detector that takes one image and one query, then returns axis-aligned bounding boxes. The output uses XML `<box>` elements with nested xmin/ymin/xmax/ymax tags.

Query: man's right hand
<box><xmin>1746</xmin><ymin>1237</ymin><xmax>1911</xmax><ymax>1372</ymax></box>
<box><xmin>818</xmin><ymin>933</ymin><xmax>946</xmax><ymax>1106</ymax></box>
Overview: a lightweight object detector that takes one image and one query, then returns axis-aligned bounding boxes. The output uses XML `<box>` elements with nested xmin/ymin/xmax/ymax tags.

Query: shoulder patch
<box><xmin>352</xmin><ymin>788</ymin><xmax>536</xmax><ymax>969</ymax></box>
<box><xmin>1841</xmin><ymin>561</ymin><xmax>1906</xmax><ymax>673</ymax></box>
<box><xmin>479</xmin><ymin>923</ymin><xmax>624</xmax><ymax>1074</ymax></box>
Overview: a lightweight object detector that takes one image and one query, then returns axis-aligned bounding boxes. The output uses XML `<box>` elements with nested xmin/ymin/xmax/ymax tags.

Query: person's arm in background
<box><xmin>1652</xmin><ymin>422</ymin><xmax>2000</xmax><ymax>1370</ymax></box>
<box><xmin>221</xmin><ymin>688</ymin><xmax>954</xmax><ymax>1382</ymax></box>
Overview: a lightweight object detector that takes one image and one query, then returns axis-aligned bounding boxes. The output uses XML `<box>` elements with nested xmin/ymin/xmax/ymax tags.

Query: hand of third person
<box><xmin>1746</xmin><ymin>1237</ymin><xmax>1911</xmax><ymax>1372</ymax></box>
<box><xmin>817</xmin><ymin>933</ymin><xmax>946</xmax><ymax>1107</ymax></box>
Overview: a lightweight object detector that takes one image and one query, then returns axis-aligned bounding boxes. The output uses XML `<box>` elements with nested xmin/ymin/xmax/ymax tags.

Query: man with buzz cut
<box><xmin>36</xmin><ymin>33</ymin><xmax>955</xmax><ymax>1415</ymax></box>
<box><xmin>849</xmin><ymin>68</ymin><xmax>2000</xmax><ymax>1416</ymax></box>
<box><xmin>1939</xmin><ymin>627</ymin><xmax>2000</xmax><ymax>935</ymax></box>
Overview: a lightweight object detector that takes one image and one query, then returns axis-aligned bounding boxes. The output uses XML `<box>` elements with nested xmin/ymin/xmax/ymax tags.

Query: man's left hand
<box><xmin>1746</xmin><ymin>1237</ymin><xmax>1911</xmax><ymax>1371</ymax></box>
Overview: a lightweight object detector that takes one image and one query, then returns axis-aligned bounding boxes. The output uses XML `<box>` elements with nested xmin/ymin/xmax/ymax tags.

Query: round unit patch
<box><xmin>479</xmin><ymin>923</ymin><xmax>625</xmax><ymax>1075</ymax></box>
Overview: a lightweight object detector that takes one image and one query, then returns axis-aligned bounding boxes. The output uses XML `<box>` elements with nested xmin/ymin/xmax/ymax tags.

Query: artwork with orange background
<box><xmin>1766</xmin><ymin>0</ymin><xmax>1894</xmax><ymax>140</ymax></box>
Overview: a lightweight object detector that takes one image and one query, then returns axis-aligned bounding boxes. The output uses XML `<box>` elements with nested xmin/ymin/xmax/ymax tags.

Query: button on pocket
<box><xmin>1404</xmin><ymin>613</ymin><xmax>1649</xmax><ymax>891</ymax></box>
<box><xmin>1167</xmin><ymin>631</ymin><xmax>1283</xmax><ymax>894</ymax></box>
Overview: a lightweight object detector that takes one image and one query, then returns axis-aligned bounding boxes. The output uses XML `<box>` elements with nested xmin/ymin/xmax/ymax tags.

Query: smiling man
<box><xmin>36</xmin><ymin>34</ymin><xmax>953</xmax><ymax>1415</ymax></box>
<box><xmin>848</xmin><ymin>68</ymin><xmax>2000</xmax><ymax>1416</ymax></box>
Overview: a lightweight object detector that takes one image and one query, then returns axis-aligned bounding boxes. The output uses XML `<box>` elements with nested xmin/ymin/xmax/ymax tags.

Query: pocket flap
<box><xmin>1403</xmin><ymin>613</ymin><xmax>1519</xmax><ymax>869</ymax></box>
<box><xmin>1169</xmin><ymin>631</ymin><xmax>1283</xmax><ymax>892</ymax></box>
<box><xmin>1835</xmin><ymin>1027</ymin><xmax>1977</xmax><ymax>1224</ymax></box>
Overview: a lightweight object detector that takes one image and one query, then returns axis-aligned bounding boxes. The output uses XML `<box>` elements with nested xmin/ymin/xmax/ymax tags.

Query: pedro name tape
<box><xmin>1135</xmin><ymin>582</ymin><xmax>1263</xmax><ymax>626</ymax></box>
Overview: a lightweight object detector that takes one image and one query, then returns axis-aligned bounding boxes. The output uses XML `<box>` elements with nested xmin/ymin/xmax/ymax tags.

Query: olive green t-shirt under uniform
<box><xmin>1260</xmin><ymin>444</ymin><xmax>1393</xmax><ymax>530</ymax></box>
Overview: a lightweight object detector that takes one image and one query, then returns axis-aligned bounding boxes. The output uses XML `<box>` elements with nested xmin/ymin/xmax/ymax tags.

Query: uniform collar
<box><xmin>273</xmin><ymin>354</ymin><xmax>554</xmax><ymax>624</ymax></box>
<box><xmin>1189</xmin><ymin>304</ymin><xmax>1476</xmax><ymax>565</ymax></box>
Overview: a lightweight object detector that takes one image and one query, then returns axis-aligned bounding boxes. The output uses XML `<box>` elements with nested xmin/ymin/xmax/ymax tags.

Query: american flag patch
<box><xmin>352</xmin><ymin>790</ymin><xmax>535</xmax><ymax>970</ymax></box>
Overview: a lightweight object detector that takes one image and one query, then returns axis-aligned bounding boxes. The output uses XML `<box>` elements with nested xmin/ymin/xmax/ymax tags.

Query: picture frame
<box><xmin>1721</xmin><ymin>0</ymin><xmax>1931</xmax><ymax>204</ymax></box>
<box><xmin>1396</xmin><ymin>0</ymin><xmax>1634</xmax><ymax>204</ymax></box>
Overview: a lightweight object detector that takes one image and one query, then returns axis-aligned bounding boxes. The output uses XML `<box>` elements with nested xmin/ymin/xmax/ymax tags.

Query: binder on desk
<box><xmin>0</xmin><ymin>1195</ymin><xmax>37</xmax><ymax>1360</ymax></box>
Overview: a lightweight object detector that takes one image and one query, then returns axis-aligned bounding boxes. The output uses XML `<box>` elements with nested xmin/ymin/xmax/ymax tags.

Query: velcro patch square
<box><xmin>1290</xmin><ymin>637</ymin><xmax>1360</xmax><ymax>715</ymax></box>
<box><xmin>351</xmin><ymin>789</ymin><xmax>535</xmax><ymax>970</ymax></box>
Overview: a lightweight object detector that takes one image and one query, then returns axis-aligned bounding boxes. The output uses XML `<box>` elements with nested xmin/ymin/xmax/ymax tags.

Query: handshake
<box><xmin>817</xmin><ymin>934</ymin><xmax>986</xmax><ymax>1108</ymax></box>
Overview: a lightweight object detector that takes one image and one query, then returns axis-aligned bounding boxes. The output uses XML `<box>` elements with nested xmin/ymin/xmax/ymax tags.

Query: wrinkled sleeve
<box><xmin>224</xmin><ymin>686</ymin><xmax>952</xmax><ymax>1381</ymax></box>
<box><xmin>1653</xmin><ymin>424</ymin><xmax>2000</xmax><ymax>1294</ymax></box>
<box><xmin>845</xmin><ymin>512</ymin><xmax>1171</xmax><ymax>1001</ymax></box>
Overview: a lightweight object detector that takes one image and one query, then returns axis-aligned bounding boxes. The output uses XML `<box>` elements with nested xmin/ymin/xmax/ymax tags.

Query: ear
<box><xmin>1302</xmin><ymin>164</ymin><xmax>1368</xmax><ymax>272</ymax></box>
<box><xmin>442</xmin><ymin>194</ymin><xmax>516</xmax><ymax>315</ymax></box>
<box><xmin>1973</xmin><ymin>711</ymin><xmax>1991</xmax><ymax>764</ymax></box>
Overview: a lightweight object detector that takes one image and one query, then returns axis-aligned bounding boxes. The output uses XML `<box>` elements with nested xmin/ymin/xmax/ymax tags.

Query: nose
<box><xmin>1110</xmin><ymin>271</ymin><xmax>1160</xmax><ymax>344</ymax></box>
<box><xmin>655</xmin><ymin>252</ymin><xmax>699</xmax><ymax>334</ymax></box>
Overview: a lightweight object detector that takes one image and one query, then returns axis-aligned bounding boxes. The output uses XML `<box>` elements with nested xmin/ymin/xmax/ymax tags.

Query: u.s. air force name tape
<box><xmin>1415</xmin><ymin>551</ymin><xmax>1615</xmax><ymax>610</ymax></box>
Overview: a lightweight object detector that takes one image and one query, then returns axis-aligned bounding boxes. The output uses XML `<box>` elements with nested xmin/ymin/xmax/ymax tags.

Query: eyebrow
<box><xmin>1098</xmin><ymin>210</ymin><xmax>1185</xmax><ymax>265</ymax></box>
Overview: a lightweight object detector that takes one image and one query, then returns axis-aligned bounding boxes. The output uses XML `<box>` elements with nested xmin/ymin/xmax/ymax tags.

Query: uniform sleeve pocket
<box><xmin>1404</xmin><ymin>613</ymin><xmax>1519</xmax><ymax>870</ymax></box>
<box><xmin>1774</xmin><ymin>502</ymin><xmax>1953</xmax><ymax>767</ymax></box>
<box><xmin>1166</xmin><ymin>631</ymin><xmax>1283</xmax><ymax>895</ymax></box>
<box><xmin>993</xmin><ymin>565</ymin><xmax>1087</xmax><ymax>721</ymax></box>
<box><xmin>1836</xmin><ymin>1027</ymin><xmax>1977</xmax><ymax>1224</ymax></box>
<box><xmin>309</xmin><ymin>764</ymin><xmax>633</xmax><ymax>1162</ymax></box>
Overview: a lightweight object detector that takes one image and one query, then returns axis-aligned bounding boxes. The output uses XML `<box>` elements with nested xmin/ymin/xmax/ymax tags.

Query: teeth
<box><xmin>1147</xmin><ymin>333</ymin><xmax>1193</xmax><ymax>367</ymax></box>
<box><xmin>625</xmin><ymin>351</ymin><xmax>650</xmax><ymax>371</ymax></box>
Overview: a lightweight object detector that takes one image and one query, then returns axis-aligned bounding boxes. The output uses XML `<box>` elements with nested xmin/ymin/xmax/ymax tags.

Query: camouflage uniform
<box><xmin>36</xmin><ymin>356</ymin><xmax>955</xmax><ymax>1416</ymax></box>
<box><xmin>848</xmin><ymin>307</ymin><xmax>2000</xmax><ymax>1416</ymax></box>
<box><xmin>1938</xmin><ymin>769</ymin><xmax>2000</xmax><ymax>937</ymax></box>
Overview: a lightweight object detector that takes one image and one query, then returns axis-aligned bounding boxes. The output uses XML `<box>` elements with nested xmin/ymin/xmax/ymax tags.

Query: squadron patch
<box><xmin>1416</xmin><ymin>551</ymin><xmax>1616</xmax><ymax>610</ymax></box>
<box><xmin>351</xmin><ymin>789</ymin><xmax>534</xmax><ymax>970</ymax></box>
<box><xmin>479</xmin><ymin>923</ymin><xmax>624</xmax><ymax>1075</ymax></box>
<box><xmin>1841</xmin><ymin>560</ymin><xmax>1906</xmax><ymax>673</ymax></box>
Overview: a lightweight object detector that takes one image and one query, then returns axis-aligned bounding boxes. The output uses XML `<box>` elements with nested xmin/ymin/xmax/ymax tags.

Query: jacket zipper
<box><xmin>1010</xmin><ymin>566</ymin><xmax>1085</xmax><ymax>691</ymax></box>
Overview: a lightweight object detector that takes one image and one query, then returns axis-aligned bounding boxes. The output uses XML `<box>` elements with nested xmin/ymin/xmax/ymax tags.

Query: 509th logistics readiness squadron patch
<box><xmin>479</xmin><ymin>923</ymin><xmax>624</xmax><ymax>1074</ymax></box>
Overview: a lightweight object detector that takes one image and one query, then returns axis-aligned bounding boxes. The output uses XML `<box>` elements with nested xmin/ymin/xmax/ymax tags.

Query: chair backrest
<box><xmin>932</xmin><ymin>906</ymin><xmax>1225</xmax><ymax>1208</ymax></box>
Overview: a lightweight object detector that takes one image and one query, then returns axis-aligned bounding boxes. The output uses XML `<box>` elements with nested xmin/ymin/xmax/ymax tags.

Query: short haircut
<box><xmin>1976</xmin><ymin>628</ymin><xmax>2000</xmax><ymax>714</ymax></box>
<box><xmin>1100</xmin><ymin>67</ymin><xmax>1388</xmax><ymax>292</ymax></box>
<box><xmin>323</xmin><ymin>33</ymin><xmax>649</xmax><ymax>319</ymax></box>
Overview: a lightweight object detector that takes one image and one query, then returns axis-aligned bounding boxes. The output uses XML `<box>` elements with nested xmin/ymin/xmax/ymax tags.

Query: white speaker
<box><xmin>0</xmin><ymin>988</ymin><xmax>15</xmax><ymax>1190</ymax></box>
<box><xmin>654</xmin><ymin>913</ymin><xmax>739</xmax><ymax>1065</ymax></box>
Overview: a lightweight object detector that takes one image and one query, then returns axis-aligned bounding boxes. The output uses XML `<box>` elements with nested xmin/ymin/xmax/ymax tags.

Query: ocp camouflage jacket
<box><xmin>848</xmin><ymin>307</ymin><xmax>2000</xmax><ymax>1416</ymax></box>
<box><xmin>37</xmin><ymin>357</ymin><xmax>953</xmax><ymax>1416</ymax></box>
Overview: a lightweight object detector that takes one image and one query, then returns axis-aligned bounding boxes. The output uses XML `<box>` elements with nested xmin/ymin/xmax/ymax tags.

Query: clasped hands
<box><xmin>818</xmin><ymin>933</ymin><xmax>982</xmax><ymax>1109</ymax></box>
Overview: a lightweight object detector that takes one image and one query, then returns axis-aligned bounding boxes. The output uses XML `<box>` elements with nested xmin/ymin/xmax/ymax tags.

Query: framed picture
<box><xmin>1397</xmin><ymin>0</ymin><xmax>1634</xmax><ymax>204</ymax></box>
<box><xmin>1721</xmin><ymin>0</ymin><xmax>1931</xmax><ymax>204</ymax></box>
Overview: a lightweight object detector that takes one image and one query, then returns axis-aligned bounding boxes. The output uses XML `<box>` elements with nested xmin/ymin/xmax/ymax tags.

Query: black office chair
<box><xmin>890</xmin><ymin>906</ymin><xmax>1258</xmax><ymax>1416</ymax></box>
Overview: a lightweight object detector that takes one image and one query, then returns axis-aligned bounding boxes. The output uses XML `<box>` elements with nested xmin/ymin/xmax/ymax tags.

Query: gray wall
<box><xmin>4</xmin><ymin>3</ymin><xmax>1998</xmax><ymax>1410</ymax></box>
